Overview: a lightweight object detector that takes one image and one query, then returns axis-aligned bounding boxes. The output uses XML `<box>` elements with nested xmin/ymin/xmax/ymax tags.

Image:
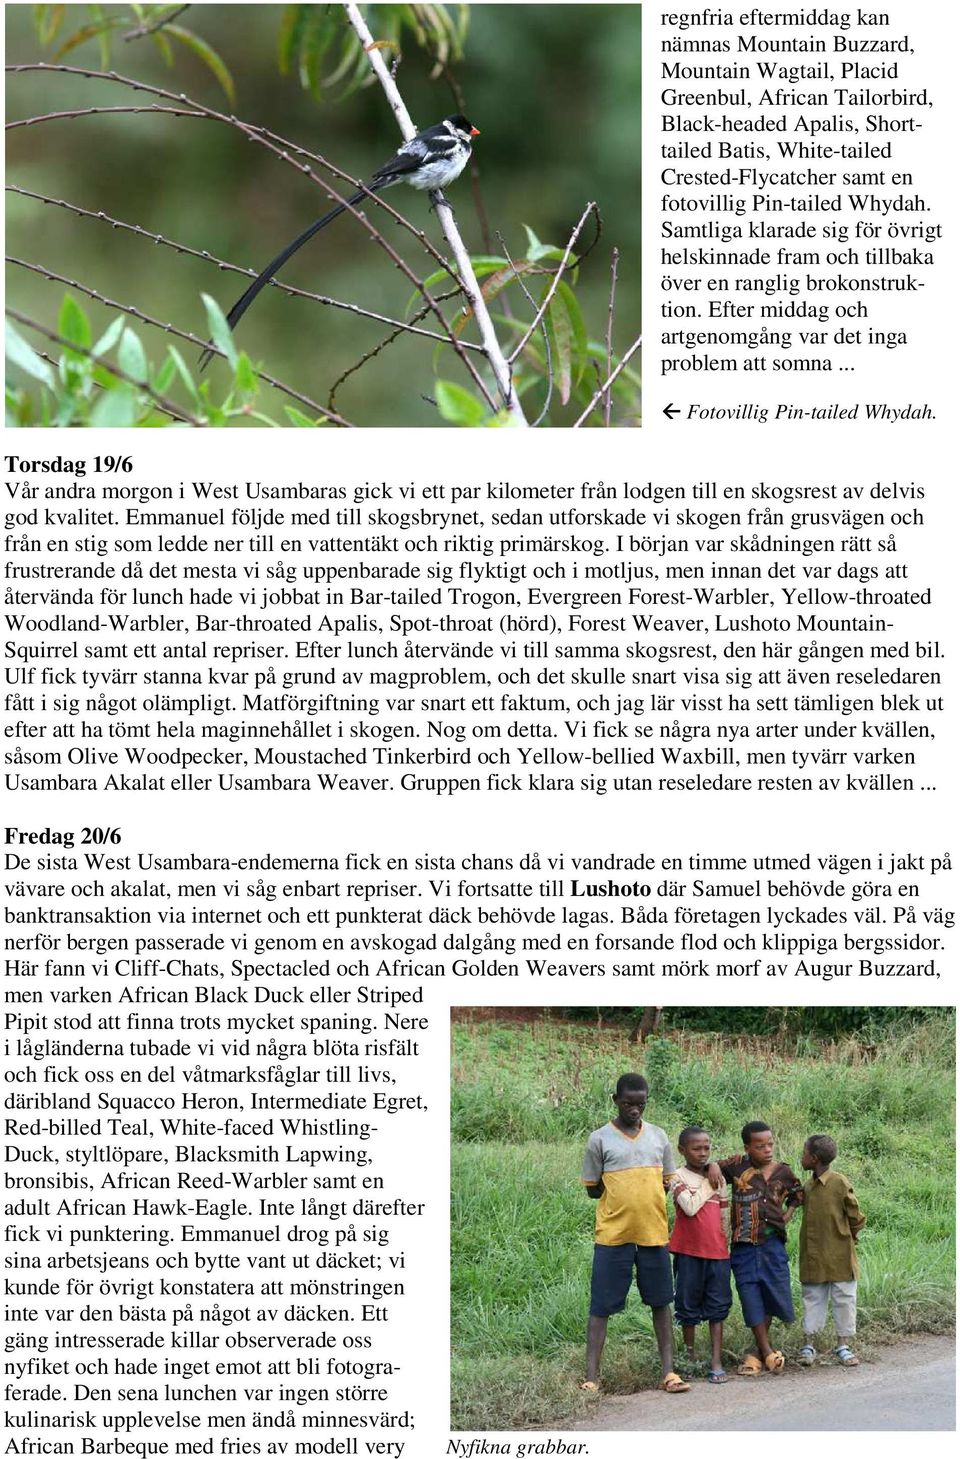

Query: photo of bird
<box><xmin>200</xmin><ymin>114</ymin><xmax>480</xmax><ymax>367</ymax></box>
<box><xmin>5</xmin><ymin>3</ymin><xmax>641</xmax><ymax>427</ymax></box>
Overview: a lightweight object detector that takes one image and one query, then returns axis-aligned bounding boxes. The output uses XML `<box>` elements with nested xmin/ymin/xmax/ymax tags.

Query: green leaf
<box><xmin>117</xmin><ymin>329</ymin><xmax>148</xmax><ymax>384</ymax></box>
<box><xmin>284</xmin><ymin>405</ymin><xmax>327</xmax><ymax>427</ymax></box>
<box><xmin>277</xmin><ymin>5</ymin><xmax>305</xmax><ymax>74</ymax></box>
<box><xmin>94</xmin><ymin>5</ymin><xmax>112</xmax><ymax>67</ymax></box>
<box><xmin>487</xmin><ymin>312</ymin><xmax>528</xmax><ymax>339</ymax></box>
<box><xmin>153</xmin><ymin>354</ymin><xmax>177</xmax><ymax>395</ymax></box>
<box><xmin>298</xmin><ymin>7</ymin><xmax>337</xmax><ymax>97</ymax></box>
<box><xmin>58</xmin><ymin>344</ymin><xmax>89</xmax><ymax>394</ymax></box>
<box><xmin>555</xmin><ymin>281</ymin><xmax>589</xmax><ymax>387</ymax></box>
<box><xmin>450</xmin><ymin>264</ymin><xmax>538</xmax><ymax>339</ymax></box>
<box><xmin>58</xmin><ymin>294</ymin><xmax>92</xmax><ymax>352</ymax></box>
<box><xmin>91</xmin><ymin>315</ymin><xmax>125</xmax><ymax>358</ymax></box>
<box><xmin>165</xmin><ymin>25</ymin><xmax>236</xmax><ymax>103</ymax></box>
<box><xmin>36</xmin><ymin>4</ymin><xmax>66</xmax><ymax>46</ymax></box>
<box><xmin>6</xmin><ymin>384</ymin><xmax>33</xmax><ymax>427</ymax></box>
<box><xmin>523</xmin><ymin>224</ymin><xmax>575</xmax><ymax>268</ymax></box>
<box><xmin>165</xmin><ymin>345</ymin><xmax>202</xmax><ymax>407</ymax></box>
<box><xmin>243</xmin><ymin>410</ymin><xmax>282</xmax><ymax>427</ymax></box>
<box><xmin>5</xmin><ymin>320</ymin><xmax>54</xmax><ymax>386</ymax></box>
<box><xmin>435</xmin><ymin>380</ymin><xmax>486</xmax><ymax>427</ymax></box>
<box><xmin>546</xmin><ymin>298</ymin><xmax>573</xmax><ymax>406</ymax></box>
<box><xmin>91</xmin><ymin>384</ymin><xmax>138</xmax><ymax>428</ymax></box>
<box><xmin>151</xmin><ymin>28</ymin><xmax>174</xmax><ymax>65</ymax></box>
<box><xmin>323</xmin><ymin>29</ymin><xmax>364</xmax><ymax>94</ymax></box>
<box><xmin>54</xmin><ymin>390</ymin><xmax>80</xmax><ymax>427</ymax></box>
<box><xmin>233</xmin><ymin>351</ymin><xmax>258</xmax><ymax>396</ymax></box>
<box><xmin>409</xmin><ymin>256</ymin><xmax>507</xmax><ymax>314</ymax></box>
<box><xmin>53</xmin><ymin>16</ymin><xmax>123</xmax><ymax>60</ymax></box>
<box><xmin>202</xmin><ymin>401</ymin><xmax>227</xmax><ymax>427</ymax></box>
<box><xmin>201</xmin><ymin>294</ymin><xmax>238</xmax><ymax>370</ymax></box>
<box><xmin>522</xmin><ymin>224</ymin><xmax>543</xmax><ymax>260</ymax></box>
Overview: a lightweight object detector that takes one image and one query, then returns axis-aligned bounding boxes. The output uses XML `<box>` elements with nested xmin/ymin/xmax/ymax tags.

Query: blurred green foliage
<box><xmin>5</xmin><ymin>292</ymin><xmax>329</xmax><ymax>425</ymax></box>
<box><xmin>562</xmin><ymin>1005</ymin><xmax>934</xmax><ymax>1038</ymax></box>
<box><xmin>278</xmin><ymin>4</ymin><xmax>469</xmax><ymax>100</ymax></box>
<box><xmin>34</xmin><ymin>3</ymin><xmax>237</xmax><ymax>97</ymax></box>
<box><xmin>6</xmin><ymin>3</ymin><xmax>642</xmax><ymax>426</ymax></box>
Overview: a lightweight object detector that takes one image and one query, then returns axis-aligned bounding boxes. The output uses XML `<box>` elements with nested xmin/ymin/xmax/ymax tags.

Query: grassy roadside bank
<box><xmin>451</xmin><ymin>1014</ymin><xmax>956</xmax><ymax>1431</ymax></box>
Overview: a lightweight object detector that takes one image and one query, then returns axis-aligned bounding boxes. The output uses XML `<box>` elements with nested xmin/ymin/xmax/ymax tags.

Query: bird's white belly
<box><xmin>406</xmin><ymin>150</ymin><xmax>470</xmax><ymax>191</ymax></box>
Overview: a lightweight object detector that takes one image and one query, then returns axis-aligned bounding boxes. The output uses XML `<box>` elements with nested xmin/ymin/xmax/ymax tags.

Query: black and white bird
<box><xmin>201</xmin><ymin>113</ymin><xmax>480</xmax><ymax>367</ymax></box>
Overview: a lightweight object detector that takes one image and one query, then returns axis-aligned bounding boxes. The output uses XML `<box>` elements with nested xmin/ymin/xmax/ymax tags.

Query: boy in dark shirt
<box><xmin>709</xmin><ymin>1120</ymin><xmax>802</xmax><ymax>1375</ymax></box>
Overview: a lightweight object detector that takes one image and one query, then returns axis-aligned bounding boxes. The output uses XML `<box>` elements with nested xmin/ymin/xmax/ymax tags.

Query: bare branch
<box><xmin>5</xmin><ymin>184</ymin><xmax>485</xmax><ymax>353</ymax></box>
<box><xmin>327</xmin><ymin>322</ymin><xmax>419</xmax><ymax>417</ymax></box>
<box><xmin>7</xmin><ymin>103</ymin><xmax>206</xmax><ymax>130</ymax></box>
<box><xmin>496</xmin><ymin>230</ymin><xmax>551</xmax><ymax>429</ymax></box>
<box><xmin>605</xmin><ymin>248</ymin><xmax>620</xmax><ymax>429</ymax></box>
<box><xmin>5</xmin><ymin>306</ymin><xmax>204</xmax><ymax>425</ymax></box>
<box><xmin>327</xmin><ymin>290</ymin><xmax>463</xmax><ymax>416</ymax></box>
<box><xmin>571</xmin><ymin>334</ymin><xmax>643</xmax><ymax>429</ymax></box>
<box><xmin>5</xmin><ymin>83</ymin><xmax>453</xmax><ymax>282</ymax></box>
<box><xmin>342</xmin><ymin>2</ymin><xmax>526</xmax><ymax>425</ymax></box>
<box><xmin>123</xmin><ymin>5</ymin><xmax>192</xmax><ymax>42</ymax></box>
<box><xmin>6</xmin><ymin>256</ymin><xmax>351</xmax><ymax>426</ymax></box>
<box><xmin>507</xmin><ymin>202</ymin><xmax>599</xmax><ymax>365</ymax></box>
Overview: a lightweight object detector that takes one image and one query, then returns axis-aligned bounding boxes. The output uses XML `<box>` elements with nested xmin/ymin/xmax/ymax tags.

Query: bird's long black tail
<box><xmin>199</xmin><ymin>183</ymin><xmax>378</xmax><ymax>369</ymax></box>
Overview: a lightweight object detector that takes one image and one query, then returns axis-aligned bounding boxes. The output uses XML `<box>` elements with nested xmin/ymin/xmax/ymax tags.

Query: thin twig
<box><xmin>5</xmin><ymin>184</ymin><xmax>485</xmax><ymax>353</ymax></box>
<box><xmin>571</xmin><ymin>334</ymin><xmax>643</xmax><ymax>428</ymax></box>
<box><xmin>495</xmin><ymin>230</ymin><xmax>551</xmax><ymax>428</ymax></box>
<box><xmin>5</xmin><ymin>62</ymin><xmax>493</xmax><ymax>405</ymax></box>
<box><xmin>508</xmin><ymin>202</ymin><xmax>598</xmax><ymax>364</ymax></box>
<box><xmin>343</xmin><ymin>2</ymin><xmax>525</xmax><ymax>424</ymax></box>
<box><xmin>6</xmin><ymin>90</ymin><xmax>463</xmax><ymax>296</ymax></box>
<box><xmin>6</xmin><ymin>97</ymin><xmax>457</xmax><ymax>285</ymax></box>
<box><xmin>5</xmin><ymin>307</ymin><xmax>204</xmax><ymax>425</ymax></box>
<box><xmin>605</xmin><ymin>248</ymin><xmax>620</xmax><ymax>429</ymax></box>
<box><xmin>6</xmin><ymin>256</ymin><xmax>350</xmax><ymax>426</ymax></box>
<box><xmin>327</xmin><ymin>321</ymin><xmax>420</xmax><ymax>415</ymax></box>
<box><xmin>326</xmin><ymin>290</ymin><xmax>463</xmax><ymax>415</ymax></box>
<box><xmin>123</xmin><ymin>5</ymin><xmax>191</xmax><ymax>42</ymax></box>
<box><xmin>6</xmin><ymin>103</ymin><xmax>206</xmax><ymax>130</ymax></box>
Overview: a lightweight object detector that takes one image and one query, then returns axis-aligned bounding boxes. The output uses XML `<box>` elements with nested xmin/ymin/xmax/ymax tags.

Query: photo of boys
<box><xmin>798</xmin><ymin>1134</ymin><xmax>867</xmax><ymax>1367</ymax></box>
<box><xmin>580</xmin><ymin>1074</ymin><xmax>690</xmax><ymax>1394</ymax></box>
<box><xmin>451</xmin><ymin>1006</ymin><xmax>955</xmax><ymax>1431</ymax></box>
<box><xmin>712</xmin><ymin>1122</ymin><xmax>802</xmax><ymax>1375</ymax></box>
<box><xmin>669</xmin><ymin>1126</ymin><xmax>732</xmax><ymax>1383</ymax></box>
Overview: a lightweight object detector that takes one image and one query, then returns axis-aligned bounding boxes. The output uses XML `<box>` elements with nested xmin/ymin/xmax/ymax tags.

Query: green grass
<box><xmin>451</xmin><ymin>1014</ymin><xmax>955</xmax><ymax>1430</ymax></box>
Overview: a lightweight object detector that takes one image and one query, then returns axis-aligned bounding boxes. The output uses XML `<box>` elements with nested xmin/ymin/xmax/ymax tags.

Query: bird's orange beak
<box><xmin>470</xmin><ymin>126</ymin><xmax>481</xmax><ymax>137</ymax></box>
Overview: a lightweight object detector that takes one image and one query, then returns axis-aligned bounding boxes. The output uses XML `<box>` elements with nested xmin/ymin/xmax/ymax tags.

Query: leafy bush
<box><xmin>6</xmin><ymin>293</ymin><xmax>328</xmax><ymax>427</ymax></box>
